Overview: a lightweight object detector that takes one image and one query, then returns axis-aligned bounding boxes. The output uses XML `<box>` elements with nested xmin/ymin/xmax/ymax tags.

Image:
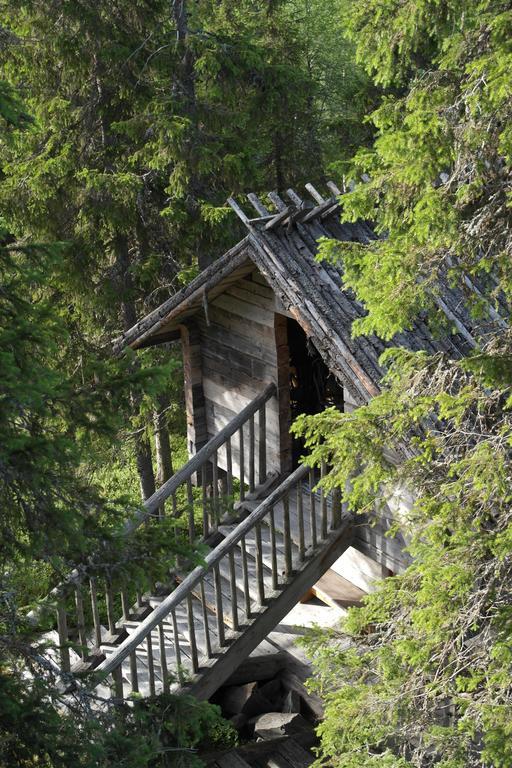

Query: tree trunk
<box><xmin>116</xmin><ymin>234</ymin><xmax>156</xmax><ymax>503</ymax></box>
<box><xmin>153</xmin><ymin>393</ymin><xmax>173</xmax><ymax>514</ymax></box>
<box><xmin>134</xmin><ymin>424</ymin><xmax>157</xmax><ymax>502</ymax></box>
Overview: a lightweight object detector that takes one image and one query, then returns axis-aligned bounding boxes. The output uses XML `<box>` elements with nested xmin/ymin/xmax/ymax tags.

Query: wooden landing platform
<box><xmin>304</xmin><ymin>569</ymin><xmax>366</xmax><ymax>611</ymax></box>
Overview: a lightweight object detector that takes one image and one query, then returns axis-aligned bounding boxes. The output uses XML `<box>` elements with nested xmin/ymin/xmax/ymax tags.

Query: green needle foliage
<box><xmin>0</xmin><ymin>78</ymin><xmax>230</xmax><ymax>767</ymax></box>
<box><xmin>294</xmin><ymin>1</ymin><xmax>512</xmax><ymax>766</ymax></box>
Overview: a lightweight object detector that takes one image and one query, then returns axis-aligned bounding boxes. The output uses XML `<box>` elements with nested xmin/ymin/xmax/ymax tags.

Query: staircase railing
<box><xmin>32</xmin><ymin>382</ymin><xmax>277</xmax><ymax>673</ymax></box>
<box><xmin>93</xmin><ymin>462</ymin><xmax>345</xmax><ymax>699</ymax></box>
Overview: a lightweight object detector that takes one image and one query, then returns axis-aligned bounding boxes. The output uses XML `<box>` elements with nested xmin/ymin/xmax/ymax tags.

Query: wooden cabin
<box><xmin>121</xmin><ymin>181</ymin><xmax>478</xmax><ymax>589</ymax></box>
<box><xmin>49</xmin><ymin>181</ymin><xmax>501</xmax><ymax>704</ymax></box>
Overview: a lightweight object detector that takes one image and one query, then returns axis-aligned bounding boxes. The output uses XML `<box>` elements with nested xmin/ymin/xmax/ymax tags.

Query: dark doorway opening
<box><xmin>287</xmin><ymin>318</ymin><xmax>344</xmax><ymax>467</ymax></box>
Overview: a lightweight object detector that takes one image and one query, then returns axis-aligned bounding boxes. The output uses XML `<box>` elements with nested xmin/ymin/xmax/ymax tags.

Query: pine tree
<box><xmin>295</xmin><ymin>2</ymin><xmax>512</xmax><ymax>766</ymax></box>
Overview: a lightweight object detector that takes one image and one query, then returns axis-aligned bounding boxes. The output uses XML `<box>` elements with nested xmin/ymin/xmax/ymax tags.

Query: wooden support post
<box><xmin>309</xmin><ymin>469</ymin><xmax>317</xmax><ymax>549</ymax></box>
<box><xmin>258</xmin><ymin>404</ymin><xmax>266</xmax><ymax>484</ymax></box>
<box><xmin>158</xmin><ymin>623</ymin><xmax>169</xmax><ymax>694</ymax></box>
<box><xmin>56</xmin><ymin>600</ymin><xmax>71</xmax><ymax>673</ymax></box>
<box><xmin>228</xmin><ymin>551</ymin><xmax>239</xmax><ymax>631</ymax></box>
<box><xmin>213</xmin><ymin>564</ymin><xmax>226</xmax><ymax>647</ymax></box>
<box><xmin>269</xmin><ymin>507</ymin><xmax>278</xmax><ymax>590</ymax></box>
<box><xmin>297</xmin><ymin>483</ymin><xmax>305</xmax><ymax>561</ymax></box>
<box><xmin>171</xmin><ymin>609</ymin><xmax>184</xmax><ymax>684</ymax></box>
<box><xmin>89</xmin><ymin>578</ymin><xmax>102</xmax><ymax>648</ymax></box>
<box><xmin>321</xmin><ymin>460</ymin><xmax>328</xmax><ymax>540</ymax></box>
<box><xmin>146</xmin><ymin>633</ymin><xmax>156</xmax><ymax>697</ymax></box>
<box><xmin>105</xmin><ymin>583</ymin><xmax>116</xmax><ymax>636</ymax></box>
<box><xmin>201</xmin><ymin>464</ymin><xmax>208</xmax><ymax>537</ymax></box>
<box><xmin>200</xmin><ymin>580</ymin><xmax>213</xmax><ymax>658</ymax></box>
<box><xmin>226</xmin><ymin>437</ymin><xmax>233</xmax><ymax>499</ymax></box>
<box><xmin>331</xmin><ymin>487</ymin><xmax>342</xmax><ymax>529</ymax></box>
<box><xmin>283</xmin><ymin>492</ymin><xmax>292</xmax><ymax>578</ymax></box>
<box><xmin>74</xmin><ymin>585</ymin><xmax>88</xmax><ymax>660</ymax></box>
<box><xmin>129</xmin><ymin>650</ymin><xmax>139</xmax><ymax>694</ymax></box>
<box><xmin>249</xmin><ymin>415</ymin><xmax>255</xmax><ymax>493</ymax></box>
<box><xmin>240</xmin><ymin>536</ymin><xmax>251</xmax><ymax>620</ymax></box>
<box><xmin>120</xmin><ymin>589</ymin><xmax>130</xmax><ymax>623</ymax></box>
<box><xmin>187</xmin><ymin>594</ymin><xmax>199</xmax><ymax>673</ymax></box>
<box><xmin>255</xmin><ymin>522</ymin><xmax>265</xmax><ymax>606</ymax></box>
<box><xmin>186</xmin><ymin>477</ymin><xmax>195</xmax><ymax>542</ymax></box>
<box><xmin>274</xmin><ymin>314</ymin><xmax>292</xmax><ymax>474</ymax></box>
<box><xmin>112</xmin><ymin>665</ymin><xmax>124</xmax><ymax>700</ymax></box>
<box><xmin>180</xmin><ymin>320</ymin><xmax>208</xmax><ymax>458</ymax></box>
<box><xmin>212</xmin><ymin>450</ymin><xmax>219</xmax><ymax>527</ymax></box>
<box><xmin>239</xmin><ymin>426</ymin><xmax>245</xmax><ymax>501</ymax></box>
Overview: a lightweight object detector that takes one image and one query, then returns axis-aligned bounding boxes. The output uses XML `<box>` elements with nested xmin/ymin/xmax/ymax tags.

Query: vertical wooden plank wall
<box><xmin>196</xmin><ymin>270</ymin><xmax>284</xmax><ymax>478</ymax></box>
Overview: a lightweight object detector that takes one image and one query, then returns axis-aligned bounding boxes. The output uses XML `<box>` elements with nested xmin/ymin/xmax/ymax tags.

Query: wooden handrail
<box><xmin>124</xmin><ymin>381</ymin><xmax>276</xmax><ymax>533</ymax></box>
<box><xmin>27</xmin><ymin>382</ymin><xmax>276</xmax><ymax>624</ymax></box>
<box><xmin>95</xmin><ymin>463</ymin><xmax>309</xmax><ymax>681</ymax></box>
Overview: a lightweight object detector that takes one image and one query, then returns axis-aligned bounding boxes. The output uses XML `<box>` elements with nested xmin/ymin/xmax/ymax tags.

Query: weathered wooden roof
<box><xmin>119</xmin><ymin>182</ymin><xmax>507</xmax><ymax>405</ymax></box>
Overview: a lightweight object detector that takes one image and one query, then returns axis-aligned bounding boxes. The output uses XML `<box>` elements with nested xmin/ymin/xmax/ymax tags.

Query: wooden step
<box><xmin>273</xmin><ymin>738</ymin><xmax>314</xmax><ymax>768</ymax></box>
<box><xmin>304</xmin><ymin>569</ymin><xmax>366</xmax><ymax>612</ymax></box>
<box><xmin>215</xmin><ymin>752</ymin><xmax>252</xmax><ymax>768</ymax></box>
<box><xmin>185</xmin><ymin>521</ymin><xmax>353</xmax><ymax>702</ymax></box>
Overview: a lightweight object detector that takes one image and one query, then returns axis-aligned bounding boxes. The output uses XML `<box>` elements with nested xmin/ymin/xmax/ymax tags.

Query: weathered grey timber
<box><xmin>31</xmin><ymin>386</ymin><xmax>278</xmax><ymax>659</ymax></box>
<box><xmin>38</xmin><ymin>178</ymin><xmax>509</xmax><ymax>707</ymax></box>
<box><xmin>87</xmin><ymin>463</ymin><xmax>353</xmax><ymax>702</ymax></box>
<box><xmin>119</xmin><ymin>181</ymin><xmax>508</xmax><ymax>407</ymax></box>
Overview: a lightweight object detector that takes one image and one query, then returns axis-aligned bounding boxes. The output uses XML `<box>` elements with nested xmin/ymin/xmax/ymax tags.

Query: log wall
<box><xmin>196</xmin><ymin>270</ymin><xmax>283</xmax><ymax>478</ymax></box>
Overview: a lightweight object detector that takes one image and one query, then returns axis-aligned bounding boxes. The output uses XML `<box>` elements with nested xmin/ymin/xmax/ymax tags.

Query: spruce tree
<box><xmin>296</xmin><ymin>2</ymin><xmax>512</xmax><ymax>766</ymax></box>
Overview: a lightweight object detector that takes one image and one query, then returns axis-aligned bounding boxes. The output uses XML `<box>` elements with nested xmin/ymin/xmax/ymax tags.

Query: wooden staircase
<box><xmin>35</xmin><ymin>383</ymin><xmax>353</xmax><ymax>703</ymax></box>
<box><xmin>95</xmin><ymin>464</ymin><xmax>353</xmax><ymax>701</ymax></box>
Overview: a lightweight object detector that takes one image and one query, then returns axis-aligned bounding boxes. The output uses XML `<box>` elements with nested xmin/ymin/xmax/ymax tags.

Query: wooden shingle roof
<box><xmin>118</xmin><ymin>182</ymin><xmax>507</xmax><ymax>405</ymax></box>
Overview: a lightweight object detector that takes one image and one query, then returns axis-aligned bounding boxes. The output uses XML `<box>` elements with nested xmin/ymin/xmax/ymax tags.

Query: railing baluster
<box><xmin>201</xmin><ymin>464</ymin><xmax>208</xmax><ymax>537</ymax></box>
<box><xmin>239</xmin><ymin>425</ymin><xmax>245</xmax><ymax>501</ymax></box>
<box><xmin>56</xmin><ymin>600</ymin><xmax>71</xmax><ymax>672</ymax></box>
<box><xmin>269</xmin><ymin>507</ymin><xmax>278</xmax><ymax>590</ymax></box>
<box><xmin>255</xmin><ymin>522</ymin><xmax>265</xmax><ymax>606</ymax></box>
<box><xmin>240</xmin><ymin>535</ymin><xmax>251</xmax><ymax>619</ymax></box>
<box><xmin>249</xmin><ymin>414</ymin><xmax>255</xmax><ymax>493</ymax></box>
<box><xmin>321</xmin><ymin>460</ymin><xmax>328</xmax><ymax>539</ymax></box>
<box><xmin>186</xmin><ymin>477</ymin><xmax>195</xmax><ymax>542</ymax></box>
<box><xmin>91</xmin><ymin>462</ymin><xmax>314</xmax><ymax>693</ymax></box>
<box><xmin>136</xmin><ymin>590</ymin><xmax>144</xmax><ymax>610</ymax></box>
<box><xmin>213</xmin><ymin>564</ymin><xmax>225</xmax><ymax>647</ymax></box>
<box><xmin>228</xmin><ymin>550</ymin><xmax>239</xmax><ymax>630</ymax></box>
<box><xmin>112</xmin><ymin>665</ymin><xmax>124</xmax><ymax>700</ymax></box>
<box><xmin>187</xmin><ymin>594</ymin><xmax>199</xmax><ymax>673</ymax></box>
<box><xmin>309</xmin><ymin>469</ymin><xmax>317</xmax><ymax>548</ymax></box>
<box><xmin>258</xmin><ymin>403</ymin><xmax>266</xmax><ymax>484</ymax></box>
<box><xmin>146</xmin><ymin>633</ymin><xmax>156</xmax><ymax>696</ymax></box>
<box><xmin>89</xmin><ymin>577</ymin><xmax>102</xmax><ymax>648</ymax></box>
<box><xmin>331</xmin><ymin>486</ymin><xmax>342</xmax><ymax>529</ymax></box>
<box><xmin>105</xmin><ymin>582</ymin><xmax>116</xmax><ymax>636</ymax></box>
<box><xmin>199</xmin><ymin>579</ymin><xmax>212</xmax><ymax>658</ymax></box>
<box><xmin>158</xmin><ymin>622</ymin><xmax>169</xmax><ymax>694</ymax></box>
<box><xmin>120</xmin><ymin>589</ymin><xmax>130</xmax><ymax>622</ymax></box>
<box><xmin>283</xmin><ymin>492</ymin><xmax>292</xmax><ymax>578</ymax></box>
<box><xmin>129</xmin><ymin>650</ymin><xmax>139</xmax><ymax>694</ymax></box>
<box><xmin>212</xmin><ymin>450</ymin><xmax>219</xmax><ymax>528</ymax></box>
<box><xmin>297</xmin><ymin>482</ymin><xmax>305</xmax><ymax>561</ymax></box>
<box><xmin>171</xmin><ymin>491</ymin><xmax>178</xmax><ymax>517</ymax></box>
<box><xmin>74</xmin><ymin>584</ymin><xmax>88</xmax><ymax>660</ymax></box>
<box><xmin>170</xmin><ymin>608</ymin><xmax>183</xmax><ymax>684</ymax></box>
<box><xmin>226</xmin><ymin>437</ymin><xmax>233</xmax><ymax>499</ymax></box>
